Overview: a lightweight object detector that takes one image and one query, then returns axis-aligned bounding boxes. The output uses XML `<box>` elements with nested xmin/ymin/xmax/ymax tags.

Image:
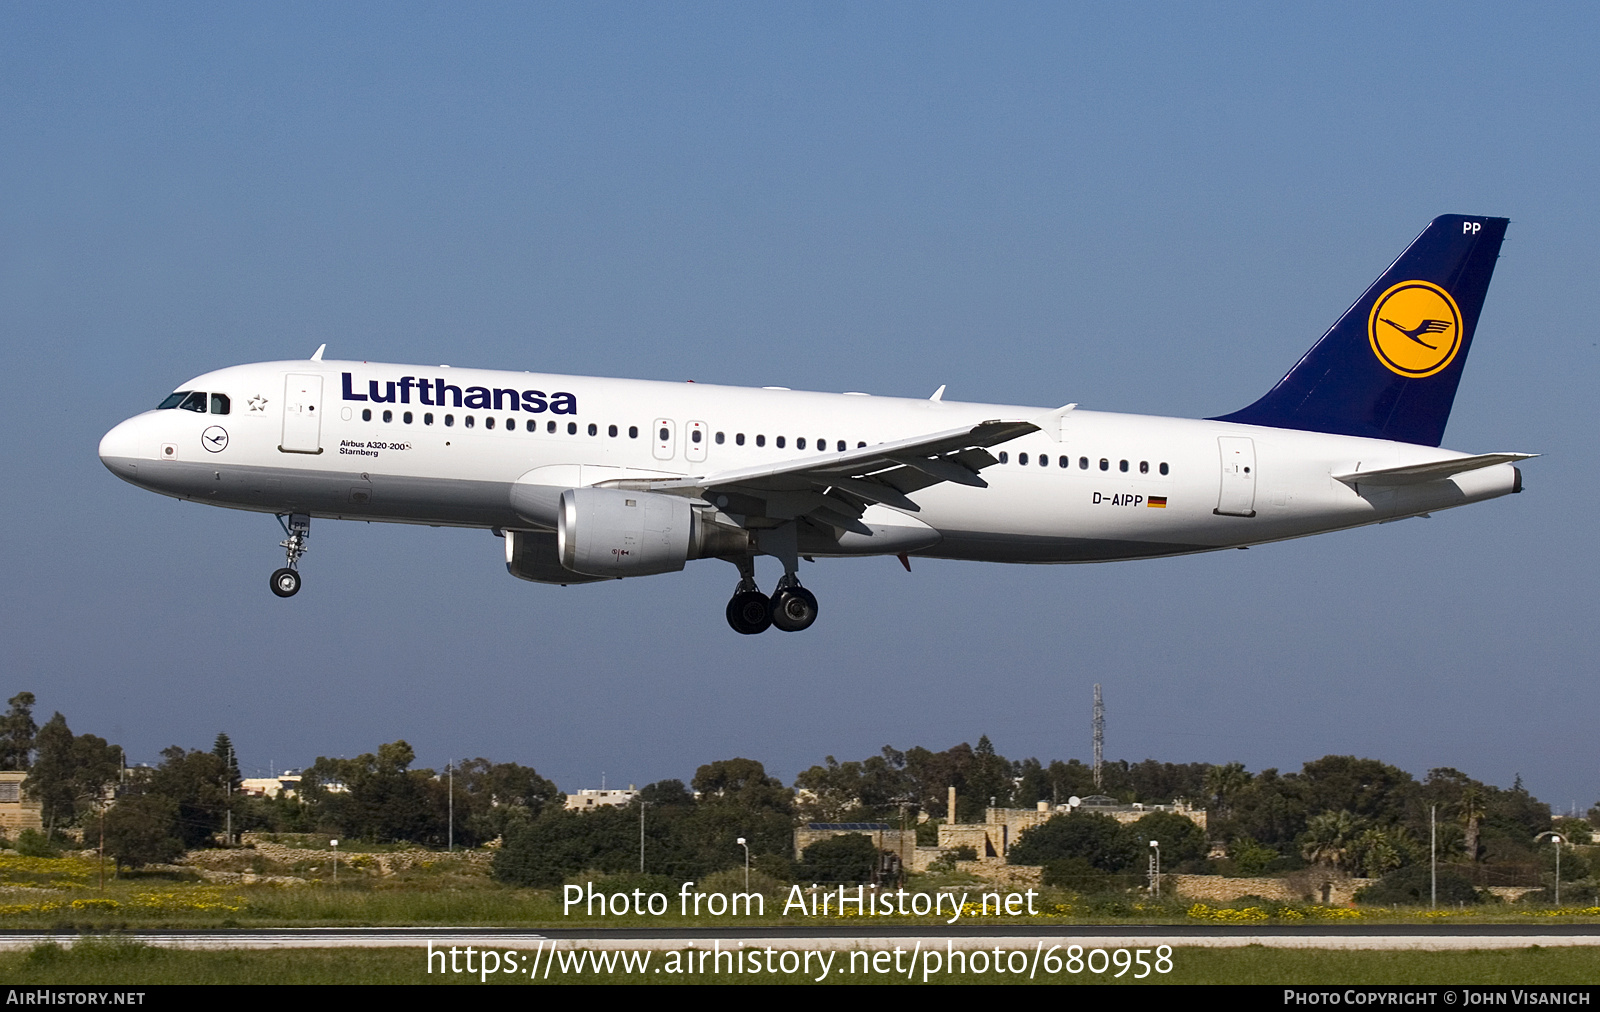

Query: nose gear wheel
<box><xmin>271</xmin><ymin>513</ymin><xmax>311</xmax><ymax>598</ymax></box>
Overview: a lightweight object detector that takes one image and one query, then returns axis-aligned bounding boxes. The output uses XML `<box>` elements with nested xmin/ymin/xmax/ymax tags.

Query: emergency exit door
<box><xmin>280</xmin><ymin>374</ymin><xmax>324</xmax><ymax>454</ymax></box>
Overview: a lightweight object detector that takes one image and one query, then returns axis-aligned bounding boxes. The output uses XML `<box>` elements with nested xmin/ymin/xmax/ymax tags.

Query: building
<box><xmin>240</xmin><ymin>773</ymin><xmax>303</xmax><ymax>799</ymax></box>
<box><xmin>0</xmin><ymin>771</ymin><xmax>44</xmax><ymax>835</ymax></box>
<box><xmin>564</xmin><ymin>787</ymin><xmax>639</xmax><ymax>811</ymax></box>
<box><xmin>940</xmin><ymin>797</ymin><xmax>1207</xmax><ymax>859</ymax></box>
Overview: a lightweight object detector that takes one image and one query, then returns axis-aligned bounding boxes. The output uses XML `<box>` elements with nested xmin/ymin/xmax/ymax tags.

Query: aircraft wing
<box><xmin>605</xmin><ymin>419</ymin><xmax>1040</xmax><ymax>531</ymax></box>
<box><xmin>1333</xmin><ymin>452</ymin><xmax>1538</xmax><ymax>487</ymax></box>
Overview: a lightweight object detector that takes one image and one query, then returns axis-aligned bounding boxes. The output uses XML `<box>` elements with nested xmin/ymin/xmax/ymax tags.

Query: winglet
<box><xmin>310</xmin><ymin>344</ymin><xmax>326</xmax><ymax>362</ymax></box>
<box><xmin>929</xmin><ymin>384</ymin><xmax>946</xmax><ymax>402</ymax></box>
<box><xmin>1031</xmin><ymin>403</ymin><xmax>1077</xmax><ymax>442</ymax></box>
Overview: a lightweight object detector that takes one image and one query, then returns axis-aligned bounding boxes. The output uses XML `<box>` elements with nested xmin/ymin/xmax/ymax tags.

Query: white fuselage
<box><xmin>98</xmin><ymin>359</ymin><xmax>1521</xmax><ymax>566</ymax></box>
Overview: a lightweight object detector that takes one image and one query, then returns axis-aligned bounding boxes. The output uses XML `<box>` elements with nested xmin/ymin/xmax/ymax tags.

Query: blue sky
<box><xmin>2</xmin><ymin>4</ymin><xmax>1596</xmax><ymax>811</ymax></box>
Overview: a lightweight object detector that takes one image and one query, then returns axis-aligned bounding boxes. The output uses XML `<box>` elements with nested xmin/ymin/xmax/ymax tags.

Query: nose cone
<box><xmin>99</xmin><ymin>414</ymin><xmax>155</xmax><ymax>480</ymax></box>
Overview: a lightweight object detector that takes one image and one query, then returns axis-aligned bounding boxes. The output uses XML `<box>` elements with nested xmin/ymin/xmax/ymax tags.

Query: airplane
<box><xmin>99</xmin><ymin>214</ymin><xmax>1533</xmax><ymax>634</ymax></box>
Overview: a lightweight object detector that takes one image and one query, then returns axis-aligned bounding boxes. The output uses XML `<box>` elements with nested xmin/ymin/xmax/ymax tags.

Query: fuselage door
<box><xmin>1215</xmin><ymin>436</ymin><xmax>1257</xmax><ymax>517</ymax></box>
<box><xmin>652</xmin><ymin>418</ymin><xmax>676</xmax><ymax>461</ymax></box>
<box><xmin>280</xmin><ymin>374</ymin><xmax>325</xmax><ymax>454</ymax></box>
<box><xmin>685</xmin><ymin>420</ymin><xmax>708</xmax><ymax>463</ymax></box>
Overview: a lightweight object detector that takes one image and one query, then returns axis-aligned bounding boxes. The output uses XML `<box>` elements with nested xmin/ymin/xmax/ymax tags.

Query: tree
<box><xmin>452</xmin><ymin>757</ymin><xmax>562</xmax><ymax>846</ymax></box>
<box><xmin>1205</xmin><ymin>762</ymin><xmax>1252</xmax><ymax>818</ymax></box>
<box><xmin>25</xmin><ymin>713</ymin><xmax>120</xmax><ymax>836</ymax></box>
<box><xmin>303</xmin><ymin>740</ymin><xmax>444</xmax><ymax>844</ymax></box>
<box><xmin>794</xmin><ymin>756</ymin><xmax>868</xmax><ymax>823</ymax></box>
<box><xmin>903</xmin><ymin>743</ymin><xmax>976</xmax><ymax>820</ymax></box>
<box><xmin>1357</xmin><ymin>865</ymin><xmax>1481</xmax><ymax>906</ymax></box>
<box><xmin>798</xmin><ymin>834</ymin><xmax>879</xmax><ymax>884</ymax></box>
<box><xmin>212</xmin><ymin>733</ymin><xmax>241</xmax><ymax>791</ymax></box>
<box><xmin>1127</xmin><ymin>811</ymin><xmax>1207</xmax><ymax>865</ymax></box>
<box><xmin>687</xmin><ymin>758</ymin><xmax>795</xmax><ymax>865</ymax></box>
<box><xmin>1458</xmin><ymin>783</ymin><xmax>1485</xmax><ymax>862</ymax></box>
<box><xmin>493</xmin><ymin>805</ymin><xmax>643</xmax><ymax>887</ymax></box>
<box><xmin>1301</xmin><ymin>810</ymin><xmax>1364</xmax><ymax>871</ymax></box>
<box><xmin>1008</xmin><ymin>813</ymin><xmax>1138</xmax><ymax>872</ymax></box>
<box><xmin>0</xmin><ymin>693</ymin><xmax>38</xmax><ymax>770</ymax></box>
<box><xmin>1350</xmin><ymin>827</ymin><xmax>1406</xmax><ymax>879</ymax></box>
<box><xmin>148</xmin><ymin>746</ymin><xmax>231</xmax><ymax>848</ymax></box>
<box><xmin>965</xmin><ymin>735</ymin><xmax>1014</xmax><ymax>811</ymax></box>
<box><xmin>103</xmin><ymin>794</ymin><xmax>183</xmax><ymax>871</ymax></box>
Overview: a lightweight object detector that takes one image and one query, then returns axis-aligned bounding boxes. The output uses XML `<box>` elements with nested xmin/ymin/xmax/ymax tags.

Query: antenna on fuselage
<box><xmin>310</xmin><ymin>344</ymin><xmax>326</xmax><ymax>361</ymax></box>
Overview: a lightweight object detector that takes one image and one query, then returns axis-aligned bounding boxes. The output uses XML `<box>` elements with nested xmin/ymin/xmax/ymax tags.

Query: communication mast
<box><xmin>1092</xmin><ymin>683</ymin><xmax>1104</xmax><ymax>792</ymax></box>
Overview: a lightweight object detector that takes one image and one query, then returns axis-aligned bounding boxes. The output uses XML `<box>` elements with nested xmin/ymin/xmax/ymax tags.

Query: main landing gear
<box><xmin>270</xmin><ymin>513</ymin><xmax>310</xmax><ymax>598</ymax></box>
<box><xmin>724</xmin><ymin>559</ymin><xmax>818</xmax><ymax>635</ymax></box>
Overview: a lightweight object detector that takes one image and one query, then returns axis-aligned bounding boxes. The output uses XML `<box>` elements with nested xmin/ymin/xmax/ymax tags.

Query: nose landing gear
<box><xmin>270</xmin><ymin>513</ymin><xmax>310</xmax><ymax>598</ymax></box>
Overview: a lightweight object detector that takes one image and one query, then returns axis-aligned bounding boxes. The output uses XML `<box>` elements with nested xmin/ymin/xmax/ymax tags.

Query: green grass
<box><xmin>2</xmin><ymin>940</ymin><xmax>1597</xmax><ymax>985</ymax></box>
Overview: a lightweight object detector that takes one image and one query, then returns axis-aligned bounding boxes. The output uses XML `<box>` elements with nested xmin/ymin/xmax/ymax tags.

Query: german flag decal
<box><xmin>1148</xmin><ymin>496</ymin><xmax>1168</xmax><ymax>508</ymax></box>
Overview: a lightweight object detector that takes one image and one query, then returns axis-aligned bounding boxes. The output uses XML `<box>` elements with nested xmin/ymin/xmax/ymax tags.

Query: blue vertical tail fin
<box><xmin>1212</xmin><ymin>214</ymin><xmax>1508</xmax><ymax>446</ymax></box>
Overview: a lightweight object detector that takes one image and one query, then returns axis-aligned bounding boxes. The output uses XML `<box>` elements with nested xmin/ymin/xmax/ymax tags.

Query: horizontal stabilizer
<box><xmin>1333</xmin><ymin>452</ymin><xmax>1537</xmax><ymax>487</ymax></box>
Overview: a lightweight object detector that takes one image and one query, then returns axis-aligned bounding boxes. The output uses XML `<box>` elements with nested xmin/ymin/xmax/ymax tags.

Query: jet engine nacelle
<box><xmin>557</xmin><ymin>487</ymin><xmax>750</xmax><ymax>578</ymax></box>
<box><xmin>505</xmin><ymin>530</ymin><xmax>609</xmax><ymax>585</ymax></box>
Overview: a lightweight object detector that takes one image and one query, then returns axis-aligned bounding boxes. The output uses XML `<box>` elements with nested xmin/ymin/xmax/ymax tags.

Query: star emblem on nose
<box><xmin>248</xmin><ymin>395</ymin><xmax>268</xmax><ymax>412</ymax></box>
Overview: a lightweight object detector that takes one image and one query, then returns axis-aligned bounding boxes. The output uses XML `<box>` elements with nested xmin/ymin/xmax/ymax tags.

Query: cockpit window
<box><xmin>158</xmin><ymin>391</ymin><xmax>190</xmax><ymax>410</ymax></box>
<box><xmin>210</xmin><ymin>393</ymin><xmax>230</xmax><ymax>415</ymax></box>
<box><xmin>178</xmin><ymin>391</ymin><xmax>208</xmax><ymax>413</ymax></box>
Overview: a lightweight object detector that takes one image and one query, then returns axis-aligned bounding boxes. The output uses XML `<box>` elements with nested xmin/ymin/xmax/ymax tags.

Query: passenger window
<box><xmin>837</xmin><ymin>440</ymin><xmax>846</xmax><ymax>452</ymax></box>
<box><xmin>179</xmin><ymin>391</ymin><xmax>208</xmax><ymax>413</ymax></box>
<box><xmin>551</xmin><ymin>421</ymin><xmax>559</xmax><ymax>434</ymax></box>
<box><xmin>568</xmin><ymin>422</ymin><xmax>577</xmax><ymax>435</ymax></box>
<box><xmin>1040</xmin><ymin>454</ymin><xmax>1048</xmax><ymax>467</ymax></box>
<box><xmin>776</xmin><ymin>436</ymin><xmax>786</xmax><ymax>448</ymax></box>
<box><xmin>609</xmin><ymin>424</ymin><xmax>618</xmax><ymax>437</ymax></box>
<box><xmin>736</xmin><ymin>433</ymin><xmax>745</xmax><ymax>446</ymax></box>
<box><xmin>466</xmin><ymin>416</ymin><xmax>475</xmax><ymax>428</ymax></box>
<box><xmin>857</xmin><ymin>441</ymin><xmax>866</xmax><ymax>448</ymax></box>
<box><xmin>588</xmin><ymin>423</ymin><xmax>598</xmax><ymax>436</ymax></box>
<box><xmin>362</xmin><ymin>408</ymin><xmax>372</xmax><ymax>422</ymax></box>
<box><xmin>797</xmin><ymin>437</ymin><xmax>806</xmax><ymax>449</ymax></box>
<box><xmin>1058</xmin><ymin>456</ymin><xmax>1069</xmax><ymax>468</ymax></box>
<box><xmin>383</xmin><ymin>409</ymin><xmax>393</xmax><ymax>423</ymax></box>
<box><xmin>819</xmin><ymin>440</ymin><xmax>827</xmax><ymax>453</ymax></box>
<box><xmin>485</xmin><ymin>416</ymin><xmax>495</xmax><ymax>430</ymax></box>
<box><xmin>1079</xmin><ymin>457</ymin><xmax>1088</xmax><ymax>469</ymax></box>
<box><xmin>1119</xmin><ymin>460</ymin><xmax>1128</xmax><ymax>472</ymax></box>
<box><xmin>445</xmin><ymin>414</ymin><xmax>454</xmax><ymax>427</ymax></box>
<box><xmin>158</xmin><ymin>392</ymin><xmax>188</xmax><ymax>410</ymax></box>
<box><xmin>1099</xmin><ymin>458</ymin><xmax>1109</xmax><ymax>471</ymax></box>
<box><xmin>1140</xmin><ymin>461</ymin><xmax>1149</xmax><ymax>474</ymax></box>
<box><xmin>756</xmin><ymin>435</ymin><xmax>766</xmax><ymax>447</ymax></box>
<box><xmin>715</xmin><ymin>432</ymin><xmax>725</xmax><ymax>444</ymax></box>
<box><xmin>692</xmin><ymin>429</ymin><xmax>702</xmax><ymax>444</ymax></box>
<box><xmin>425</xmin><ymin>413</ymin><xmax>434</xmax><ymax>425</ymax></box>
<box><xmin>210</xmin><ymin>394</ymin><xmax>230</xmax><ymax>415</ymax></box>
<box><xmin>628</xmin><ymin>425</ymin><xmax>637</xmax><ymax>438</ymax></box>
<box><xmin>1160</xmin><ymin>462</ymin><xmax>1169</xmax><ymax>475</ymax></box>
<box><xmin>998</xmin><ymin>451</ymin><xmax>1009</xmax><ymax>463</ymax></box>
<box><xmin>403</xmin><ymin>411</ymin><xmax>413</xmax><ymax>424</ymax></box>
<box><xmin>1019</xmin><ymin>452</ymin><xmax>1028</xmax><ymax>465</ymax></box>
